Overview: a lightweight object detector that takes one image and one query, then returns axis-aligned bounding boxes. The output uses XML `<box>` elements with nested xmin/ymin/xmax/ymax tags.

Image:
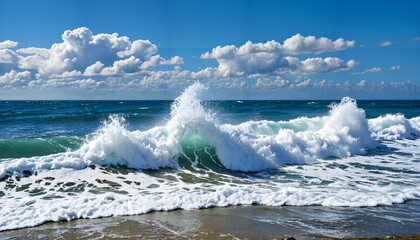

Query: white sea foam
<box><xmin>1</xmin><ymin>85</ymin><xmax>420</xmax><ymax>176</ymax></box>
<box><xmin>1</xmin><ymin>149</ymin><xmax>419</xmax><ymax>231</ymax></box>
<box><xmin>369</xmin><ymin>114</ymin><xmax>420</xmax><ymax>140</ymax></box>
<box><xmin>1</xmin><ymin>186</ymin><xmax>418</xmax><ymax>231</ymax></box>
<box><xmin>0</xmin><ymin>83</ymin><xmax>420</xmax><ymax>231</ymax></box>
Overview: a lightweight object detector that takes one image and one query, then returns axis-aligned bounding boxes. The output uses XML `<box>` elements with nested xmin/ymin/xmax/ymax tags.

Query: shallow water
<box><xmin>0</xmin><ymin>83</ymin><xmax>419</xmax><ymax>234</ymax></box>
<box><xmin>2</xmin><ymin>201</ymin><xmax>420</xmax><ymax>239</ymax></box>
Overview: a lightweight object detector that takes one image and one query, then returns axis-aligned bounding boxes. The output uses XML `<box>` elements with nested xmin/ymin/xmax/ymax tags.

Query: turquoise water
<box><xmin>1</xmin><ymin>99</ymin><xmax>419</xmax><ymax>158</ymax></box>
<box><xmin>0</xmin><ymin>83</ymin><xmax>419</xmax><ymax>236</ymax></box>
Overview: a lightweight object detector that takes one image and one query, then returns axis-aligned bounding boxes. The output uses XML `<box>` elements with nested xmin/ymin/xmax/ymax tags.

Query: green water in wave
<box><xmin>0</xmin><ymin>137</ymin><xmax>83</xmax><ymax>159</ymax></box>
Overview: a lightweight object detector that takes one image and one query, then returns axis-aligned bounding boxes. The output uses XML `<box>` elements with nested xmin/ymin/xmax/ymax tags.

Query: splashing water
<box><xmin>1</xmin><ymin>84</ymin><xmax>419</xmax><ymax>175</ymax></box>
<box><xmin>0</xmin><ymin>83</ymin><xmax>420</xmax><ymax>231</ymax></box>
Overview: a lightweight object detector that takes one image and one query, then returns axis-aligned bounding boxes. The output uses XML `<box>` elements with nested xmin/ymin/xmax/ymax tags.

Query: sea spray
<box><xmin>1</xmin><ymin>84</ymin><xmax>420</xmax><ymax>177</ymax></box>
<box><xmin>369</xmin><ymin>114</ymin><xmax>420</xmax><ymax>140</ymax></box>
<box><xmin>0</xmin><ymin>84</ymin><xmax>420</xmax><ymax>231</ymax></box>
<box><xmin>0</xmin><ymin>83</ymin><xmax>208</xmax><ymax>176</ymax></box>
<box><xmin>217</xmin><ymin>97</ymin><xmax>376</xmax><ymax>170</ymax></box>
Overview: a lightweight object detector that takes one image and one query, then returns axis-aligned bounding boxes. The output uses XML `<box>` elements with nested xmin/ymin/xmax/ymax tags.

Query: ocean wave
<box><xmin>1</xmin><ymin>83</ymin><xmax>420</xmax><ymax>231</ymax></box>
<box><xmin>1</xmin><ymin>83</ymin><xmax>420</xmax><ymax>177</ymax></box>
<box><xmin>369</xmin><ymin>114</ymin><xmax>420</xmax><ymax>140</ymax></box>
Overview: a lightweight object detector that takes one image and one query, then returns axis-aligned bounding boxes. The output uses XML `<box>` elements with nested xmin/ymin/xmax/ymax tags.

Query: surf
<box><xmin>1</xmin><ymin>83</ymin><xmax>420</xmax><ymax>231</ymax></box>
<box><xmin>1</xmin><ymin>83</ymin><xmax>420</xmax><ymax>177</ymax></box>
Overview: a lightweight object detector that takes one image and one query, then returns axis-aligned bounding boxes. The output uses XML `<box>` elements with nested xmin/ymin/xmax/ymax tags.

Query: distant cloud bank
<box><xmin>0</xmin><ymin>28</ymin><xmax>418</xmax><ymax>97</ymax></box>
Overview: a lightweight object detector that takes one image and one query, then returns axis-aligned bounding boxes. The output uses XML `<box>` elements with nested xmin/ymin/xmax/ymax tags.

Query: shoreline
<box><xmin>1</xmin><ymin>201</ymin><xmax>419</xmax><ymax>239</ymax></box>
<box><xmin>0</xmin><ymin>200</ymin><xmax>418</xmax><ymax>233</ymax></box>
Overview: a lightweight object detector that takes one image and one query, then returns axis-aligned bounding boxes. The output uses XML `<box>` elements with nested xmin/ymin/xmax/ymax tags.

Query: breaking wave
<box><xmin>1</xmin><ymin>82</ymin><xmax>420</xmax><ymax>231</ymax></box>
<box><xmin>1</xmin><ymin>82</ymin><xmax>420</xmax><ymax>177</ymax></box>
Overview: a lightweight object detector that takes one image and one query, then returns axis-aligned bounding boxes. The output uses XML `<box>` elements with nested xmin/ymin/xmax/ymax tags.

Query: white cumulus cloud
<box><xmin>100</xmin><ymin>56</ymin><xmax>142</xmax><ymax>75</ymax></box>
<box><xmin>0</xmin><ymin>40</ymin><xmax>18</xmax><ymax>49</ymax></box>
<box><xmin>11</xmin><ymin>27</ymin><xmax>182</xmax><ymax>77</ymax></box>
<box><xmin>357</xmin><ymin>80</ymin><xmax>367</xmax><ymax>87</ymax></box>
<box><xmin>289</xmin><ymin>57</ymin><xmax>358</xmax><ymax>74</ymax></box>
<box><xmin>116</xmin><ymin>39</ymin><xmax>157</xmax><ymax>60</ymax></box>
<box><xmin>16</xmin><ymin>47</ymin><xmax>51</xmax><ymax>58</ymax></box>
<box><xmin>351</xmin><ymin>67</ymin><xmax>382</xmax><ymax>75</ymax></box>
<box><xmin>0</xmin><ymin>49</ymin><xmax>21</xmax><ymax>64</ymax></box>
<box><xmin>282</xmin><ymin>34</ymin><xmax>355</xmax><ymax>55</ymax></box>
<box><xmin>201</xmin><ymin>40</ymin><xmax>357</xmax><ymax>77</ymax></box>
<box><xmin>84</xmin><ymin>61</ymin><xmax>105</xmax><ymax>76</ymax></box>
<box><xmin>0</xmin><ymin>70</ymin><xmax>31</xmax><ymax>88</ymax></box>
<box><xmin>0</xmin><ymin>27</ymin><xmax>185</xmax><ymax>90</ymax></box>
<box><xmin>390</xmin><ymin>65</ymin><xmax>401</xmax><ymax>70</ymax></box>
<box><xmin>0</xmin><ymin>30</ymin><xmax>390</xmax><ymax>93</ymax></box>
<box><xmin>254</xmin><ymin>77</ymin><xmax>288</xmax><ymax>89</ymax></box>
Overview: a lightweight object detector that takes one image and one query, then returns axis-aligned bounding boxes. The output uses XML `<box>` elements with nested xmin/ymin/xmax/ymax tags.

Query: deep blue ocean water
<box><xmin>2</xmin><ymin>100</ymin><xmax>420</xmax><ymax>139</ymax></box>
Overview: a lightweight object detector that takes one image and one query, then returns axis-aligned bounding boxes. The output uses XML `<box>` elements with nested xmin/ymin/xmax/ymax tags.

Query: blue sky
<box><xmin>0</xmin><ymin>0</ymin><xmax>419</xmax><ymax>99</ymax></box>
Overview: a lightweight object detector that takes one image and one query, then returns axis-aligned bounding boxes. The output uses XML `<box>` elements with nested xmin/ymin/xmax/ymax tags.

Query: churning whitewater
<box><xmin>0</xmin><ymin>82</ymin><xmax>420</xmax><ymax>231</ymax></box>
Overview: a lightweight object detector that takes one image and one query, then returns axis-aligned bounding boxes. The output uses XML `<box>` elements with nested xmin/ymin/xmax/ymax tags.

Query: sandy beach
<box><xmin>2</xmin><ymin>200</ymin><xmax>420</xmax><ymax>240</ymax></box>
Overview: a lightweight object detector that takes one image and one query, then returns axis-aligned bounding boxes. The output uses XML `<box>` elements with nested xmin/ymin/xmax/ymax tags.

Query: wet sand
<box><xmin>1</xmin><ymin>201</ymin><xmax>420</xmax><ymax>240</ymax></box>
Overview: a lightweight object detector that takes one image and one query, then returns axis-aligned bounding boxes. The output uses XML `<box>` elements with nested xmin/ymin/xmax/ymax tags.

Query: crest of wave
<box><xmin>216</xmin><ymin>97</ymin><xmax>376</xmax><ymax>171</ymax></box>
<box><xmin>368</xmin><ymin>114</ymin><xmax>420</xmax><ymax>140</ymax></box>
<box><xmin>79</xmin><ymin>82</ymin><xmax>212</xmax><ymax>169</ymax></box>
<box><xmin>0</xmin><ymin>85</ymin><xmax>381</xmax><ymax>176</ymax></box>
<box><xmin>0</xmin><ymin>82</ymin><xmax>211</xmax><ymax>177</ymax></box>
